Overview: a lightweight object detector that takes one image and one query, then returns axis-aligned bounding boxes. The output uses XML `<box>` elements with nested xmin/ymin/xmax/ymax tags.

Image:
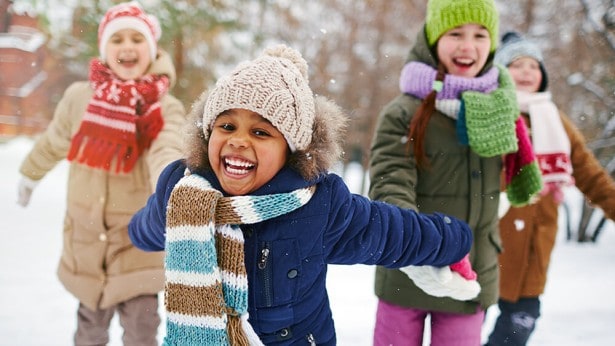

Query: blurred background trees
<box><xmin>2</xmin><ymin>0</ymin><xmax>614</xmax><ymax>238</ymax></box>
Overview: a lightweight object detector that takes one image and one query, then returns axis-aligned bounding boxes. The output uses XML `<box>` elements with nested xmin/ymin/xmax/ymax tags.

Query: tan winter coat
<box><xmin>499</xmin><ymin>111</ymin><xmax>615</xmax><ymax>302</ymax></box>
<box><xmin>19</xmin><ymin>50</ymin><xmax>186</xmax><ymax>310</ymax></box>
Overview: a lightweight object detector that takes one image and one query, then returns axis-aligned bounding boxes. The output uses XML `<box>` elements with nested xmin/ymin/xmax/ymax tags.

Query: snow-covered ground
<box><xmin>1</xmin><ymin>136</ymin><xmax>614</xmax><ymax>345</ymax></box>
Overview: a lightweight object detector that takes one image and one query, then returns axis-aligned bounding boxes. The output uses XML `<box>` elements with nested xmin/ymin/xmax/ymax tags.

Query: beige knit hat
<box><xmin>203</xmin><ymin>45</ymin><xmax>315</xmax><ymax>152</ymax></box>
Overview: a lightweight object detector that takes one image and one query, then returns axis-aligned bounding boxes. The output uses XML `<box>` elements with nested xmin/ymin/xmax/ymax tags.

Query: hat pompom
<box><xmin>263</xmin><ymin>44</ymin><xmax>309</xmax><ymax>80</ymax></box>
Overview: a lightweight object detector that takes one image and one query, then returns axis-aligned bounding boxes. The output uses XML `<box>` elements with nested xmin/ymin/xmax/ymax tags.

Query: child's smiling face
<box><xmin>104</xmin><ymin>28</ymin><xmax>152</xmax><ymax>81</ymax></box>
<box><xmin>208</xmin><ymin>109</ymin><xmax>290</xmax><ymax>196</ymax></box>
<box><xmin>436</xmin><ymin>23</ymin><xmax>492</xmax><ymax>78</ymax></box>
<box><xmin>506</xmin><ymin>57</ymin><xmax>543</xmax><ymax>93</ymax></box>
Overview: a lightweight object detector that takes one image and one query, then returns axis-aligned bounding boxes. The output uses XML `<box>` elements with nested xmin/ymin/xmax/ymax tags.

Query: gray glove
<box><xmin>17</xmin><ymin>176</ymin><xmax>39</xmax><ymax>207</ymax></box>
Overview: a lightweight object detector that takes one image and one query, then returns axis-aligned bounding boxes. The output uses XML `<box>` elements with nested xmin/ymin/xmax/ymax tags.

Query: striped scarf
<box><xmin>67</xmin><ymin>59</ymin><xmax>169</xmax><ymax>173</ymax></box>
<box><xmin>400</xmin><ymin>62</ymin><xmax>543</xmax><ymax>206</ymax></box>
<box><xmin>164</xmin><ymin>172</ymin><xmax>315</xmax><ymax>345</ymax></box>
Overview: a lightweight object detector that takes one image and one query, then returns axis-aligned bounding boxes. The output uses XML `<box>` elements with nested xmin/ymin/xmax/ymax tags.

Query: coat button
<box><xmin>287</xmin><ymin>269</ymin><xmax>298</xmax><ymax>279</ymax></box>
<box><xmin>443</xmin><ymin>216</ymin><xmax>451</xmax><ymax>224</ymax></box>
<box><xmin>276</xmin><ymin>327</ymin><xmax>293</xmax><ymax>341</ymax></box>
<box><xmin>99</xmin><ymin>233</ymin><xmax>107</xmax><ymax>241</ymax></box>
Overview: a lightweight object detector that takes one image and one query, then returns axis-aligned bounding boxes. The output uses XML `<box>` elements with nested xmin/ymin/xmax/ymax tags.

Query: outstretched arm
<box><xmin>563</xmin><ymin>113</ymin><xmax>615</xmax><ymax>221</ymax></box>
<box><xmin>129</xmin><ymin>159</ymin><xmax>186</xmax><ymax>251</ymax></box>
<box><xmin>324</xmin><ymin>175</ymin><xmax>472</xmax><ymax>268</ymax></box>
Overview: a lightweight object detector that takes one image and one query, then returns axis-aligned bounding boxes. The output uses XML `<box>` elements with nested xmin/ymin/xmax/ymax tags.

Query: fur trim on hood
<box><xmin>182</xmin><ymin>91</ymin><xmax>349</xmax><ymax>182</ymax></box>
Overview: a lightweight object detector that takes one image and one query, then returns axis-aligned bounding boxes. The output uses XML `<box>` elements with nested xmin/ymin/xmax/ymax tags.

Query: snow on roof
<box><xmin>0</xmin><ymin>26</ymin><xmax>46</xmax><ymax>52</ymax></box>
<box><xmin>9</xmin><ymin>2</ymin><xmax>39</xmax><ymax>17</ymax></box>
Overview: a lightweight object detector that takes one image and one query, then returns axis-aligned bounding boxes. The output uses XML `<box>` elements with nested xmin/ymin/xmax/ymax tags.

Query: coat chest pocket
<box><xmin>254</xmin><ymin>239</ymin><xmax>302</xmax><ymax>309</ymax></box>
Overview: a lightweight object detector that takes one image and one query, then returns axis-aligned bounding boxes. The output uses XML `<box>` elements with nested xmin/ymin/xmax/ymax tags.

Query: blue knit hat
<box><xmin>495</xmin><ymin>31</ymin><xmax>549</xmax><ymax>91</ymax></box>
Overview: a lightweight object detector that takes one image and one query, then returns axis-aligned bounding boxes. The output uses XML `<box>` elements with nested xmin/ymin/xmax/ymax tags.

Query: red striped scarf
<box><xmin>67</xmin><ymin>59</ymin><xmax>169</xmax><ymax>173</ymax></box>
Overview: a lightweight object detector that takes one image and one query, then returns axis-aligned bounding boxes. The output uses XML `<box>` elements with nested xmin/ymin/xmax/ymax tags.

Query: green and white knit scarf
<box><xmin>400</xmin><ymin>62</ymin><xmax>543</xmax><ymax>206</ymax></box>
<box><xmin>164</xmin><ymin>172</ymin><xmax>314</xmax><ymax>346</ymax></box>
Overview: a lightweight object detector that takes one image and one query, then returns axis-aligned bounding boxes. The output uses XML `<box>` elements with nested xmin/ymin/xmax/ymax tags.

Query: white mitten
<box><xmin>498</xmin><ymin>191</ymin><xmax>511</xmax><ymax>218</ymax></box>
<box><xmin>400</xmin><ymin>265</ymin><xmax>481</xmax><ymax>301</ymax></box>
<box><xmin>17</xmin><ymin>176</ymin><xmax>39</xmax><ymax>207</ymax></box>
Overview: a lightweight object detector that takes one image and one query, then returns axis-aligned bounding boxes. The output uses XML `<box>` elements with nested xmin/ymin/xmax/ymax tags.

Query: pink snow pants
<box><xmin>373</xmin><ymin>299</ymin><xmax>484</xmax><ymax>346</ymax></box>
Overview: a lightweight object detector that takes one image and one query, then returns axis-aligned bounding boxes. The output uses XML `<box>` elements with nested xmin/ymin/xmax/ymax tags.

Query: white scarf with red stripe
<box><xmin>516</xmin><ymin>90</ymin><xmax>574</xmax><ymax>202</ymax></box>
<box><xmin>67</xmin><ymin>59</ymin><xmax>169</xmax><ymax>172</ymax></box>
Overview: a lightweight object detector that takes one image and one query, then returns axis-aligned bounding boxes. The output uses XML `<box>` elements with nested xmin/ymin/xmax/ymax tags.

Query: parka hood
<box><xmin>182</xmin><ymin>92</ymin><xmax>349</xmax><ymax>182</ymax></box>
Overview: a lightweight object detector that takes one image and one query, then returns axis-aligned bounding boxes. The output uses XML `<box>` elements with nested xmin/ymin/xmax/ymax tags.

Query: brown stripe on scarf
<box><xmin>166</xmin><ymin>185</ymin><xmax>223</xmax><ymax>227</ymax></box>
<box><xmin>165</xmin><ymin>282</ymin><xmax>226</xmax><ymax>317</ymax></box>
<box><xmin>215</xmin><ymin>201</ymin><xmax>244</xmax><ymax>224</ymax></box>
<box><xmin>215</xmin><ymin>231</ymin><xmax>248</xmax><ymax>275</ymax></box>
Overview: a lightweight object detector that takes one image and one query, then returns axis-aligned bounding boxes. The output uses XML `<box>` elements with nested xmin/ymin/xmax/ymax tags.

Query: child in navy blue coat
<box><xmin>128</xmin><ymin>45</ymin><xmax>473</xmax><ymax>345</ymax></box>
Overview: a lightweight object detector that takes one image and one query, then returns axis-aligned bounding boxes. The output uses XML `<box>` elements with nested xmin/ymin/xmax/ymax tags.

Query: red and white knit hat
<box><xmin>97</xmin><ymin>1</ymin><xmax>161</xmax><ymax>62</ymax></box>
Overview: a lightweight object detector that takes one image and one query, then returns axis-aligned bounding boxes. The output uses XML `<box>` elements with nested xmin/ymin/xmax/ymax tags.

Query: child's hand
<box><xmin>17</xmin><ymin>176</ymin><xmax>38</xmax><ymax>207</ymax></box>
<box><xmin>399</xmin><ymin>261</ymin><xmax>480</xmax><ymax>301</ymax></box>
<box><xmin>449</xmin><ymin>254</ymin><xmax>477</xmax><ymax>280</ymax></box>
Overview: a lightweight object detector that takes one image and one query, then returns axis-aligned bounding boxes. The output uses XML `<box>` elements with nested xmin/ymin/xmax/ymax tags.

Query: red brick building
<box><xmin>0</xmin><ymin>0</ymin><xmax>55</xmax><ymax>138</ymax></box>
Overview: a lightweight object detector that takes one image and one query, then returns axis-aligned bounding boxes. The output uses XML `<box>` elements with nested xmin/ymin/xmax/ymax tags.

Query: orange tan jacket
<box><xmin>498</xmin><ymin>111</ymin><xmax>615</xmax><ymax>302</ymax></box>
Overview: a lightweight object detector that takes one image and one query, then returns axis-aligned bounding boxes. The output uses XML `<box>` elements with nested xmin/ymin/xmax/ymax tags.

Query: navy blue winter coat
<box><xmin>128</xmin><ymin>95</ymin><xmax>472</xmax><ymax>345</ymax></box>
<box><xmin>130</xmin><ymin>160</ymin><xmax>471</xmax><ymax>345</ymax></box>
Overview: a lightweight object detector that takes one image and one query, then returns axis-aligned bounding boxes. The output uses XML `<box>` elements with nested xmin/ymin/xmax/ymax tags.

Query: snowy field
<box><xmin>1</xmin><ymin>136</ymin><xmax>614</xmax><ymax>345</ymax></box>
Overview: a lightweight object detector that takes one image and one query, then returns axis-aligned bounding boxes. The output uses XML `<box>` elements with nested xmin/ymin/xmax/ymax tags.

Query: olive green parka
<box><xmin>368</xmin><ymin>28</ymin><xmax>503</xmax><ymax>313</ymax></box>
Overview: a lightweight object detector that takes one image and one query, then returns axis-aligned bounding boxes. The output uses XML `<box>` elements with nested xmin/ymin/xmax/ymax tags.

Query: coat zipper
<box><xmin>258</xmin><ymin>242</ymin><xmax>273</xmax><ymax>307</ymax></box>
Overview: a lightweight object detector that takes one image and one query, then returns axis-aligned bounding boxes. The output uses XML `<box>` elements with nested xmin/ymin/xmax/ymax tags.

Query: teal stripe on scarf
<box><xmin>222</xmin><ymin>283</ymin><xmax>249</xmax><ymax>313</ymax></box>
<box><xmin>456</xmin><ymin>100</ymin><xmax>469</xmax><ymax>145</ymax></box>
<box><xmin>166</xmin><ymin>240</ymin><xmax>218</xmax><ymax>274</ymax></box>
<box><xmin>165</xmin><ymin>322</ymin><xmax>228</xmax><ymax>345</ymax></box>
<box><xmin>232</xmin><ymin>190</ymin><xmax>312</xmax><ymax>223</ymax></box>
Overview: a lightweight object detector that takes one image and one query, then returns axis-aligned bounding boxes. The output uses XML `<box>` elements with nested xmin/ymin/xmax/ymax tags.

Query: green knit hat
<box><xmin>426</xmin><ymin>0</ymin><xmax>500</xmax><ymax>52</ymax></box>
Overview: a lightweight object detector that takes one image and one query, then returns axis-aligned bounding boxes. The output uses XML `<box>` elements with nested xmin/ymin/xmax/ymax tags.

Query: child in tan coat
<box><xmin>17</xmin><ymin>2</ymin><xmax>185</xmax><ymax>344</ymax></box>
